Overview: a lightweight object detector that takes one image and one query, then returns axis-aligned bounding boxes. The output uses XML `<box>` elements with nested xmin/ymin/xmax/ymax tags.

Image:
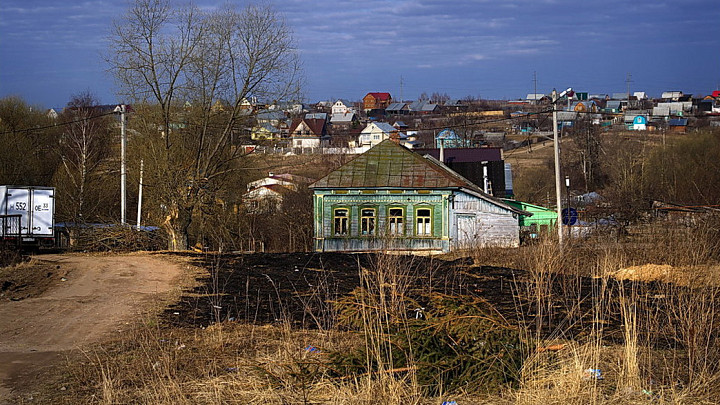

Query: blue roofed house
<box><xmin>309</xmin><ymin>140</ymin><xmax>528</xmax><ymax>254</ymax></box>
<box><xmin>668</xmin><ymin>118</ymin><xmax>688</xmax><ymax>133</ymax></box>
<box><xmin>358</xmin><ymin>122</ymin><xmax>401</xmax><ymax>146</ymax></box>
<box><xmin>435</xmin><ymin>128</ymin><xmax>467</xmax><ymax>148</ymax></box>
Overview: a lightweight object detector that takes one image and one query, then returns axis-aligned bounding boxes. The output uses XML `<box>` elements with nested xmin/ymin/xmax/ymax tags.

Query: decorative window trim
<box><xmin>333</xmin><ymin>207</ymin><xmax>350</xmax><ymax>237</ymax></box>
<box><xmin>360</xmin><ymin>207</ymin><xmax>377</xmax><ymax>236</ymax></box>
<box><xmin>414</xmin><ymin>206</ymin><xmax>433</xmax><ymax>237</ymax></box>
<box><xmin>387</xmin><ymin>206</ymin><xmax>405</xmax><ymax>236</ymax></box>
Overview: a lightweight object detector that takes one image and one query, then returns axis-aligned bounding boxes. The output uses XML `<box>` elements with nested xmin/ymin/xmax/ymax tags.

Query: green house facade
<box><xmin>310</xmin><ymin>140</ymin><xmax>528</xmax><ymax>254</ymax></box>
<box><xmin>504</xmin><ymin>200</ymin><xmax>557</xmax><ymax>233</ymax></box>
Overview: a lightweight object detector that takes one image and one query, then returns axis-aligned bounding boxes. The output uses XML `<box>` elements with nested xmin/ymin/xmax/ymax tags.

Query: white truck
<box><xmin>0</xmin><ymin>186</ymin><xmax>55</xmax><ymax>248</ymax></box>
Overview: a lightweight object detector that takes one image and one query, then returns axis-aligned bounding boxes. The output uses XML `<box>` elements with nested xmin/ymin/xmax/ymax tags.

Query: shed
<box><xmin>310</xmin><ymin>140</ymin><xmax>528</xmax><ymax>254</ymax></box>
<box><xmin>668</xmin><ymin>118</ymin><xmax>688</xmax><ymax>133</ymax></box>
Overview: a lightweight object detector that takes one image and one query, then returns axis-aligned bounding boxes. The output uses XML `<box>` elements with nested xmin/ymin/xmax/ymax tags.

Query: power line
<box><xmin>0</xmin><ymin>110</ymin><xmax>118</xmax><ymax>136</ymax></box>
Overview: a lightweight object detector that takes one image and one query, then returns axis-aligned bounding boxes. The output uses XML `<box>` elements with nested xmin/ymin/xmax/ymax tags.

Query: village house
<box><xmin>251</xmin><ymin>123</ymin><xmax>281</xmax><ymax>140</ymax></box>
<box><xmin>243</xmin><ymin>173</ymin><xmax>313</xmax><ymax>213</ymax></box>
<box><xmin>289</xmin><ymin>118</ymin><xmax>329</xmax><ymax>148</ymax></box>
<box><xmin>309</xmin><ymin>140</ymin><xmax>528</xmax><ymax>254</ymax></box>
<box><xmin>363</xmin><ymin>92</ymin><xmax>392</xmax><ymax>111</ymax></box>
<box><xmin>330</xmin><ymin>111</ymin><xmax>358</xmax><ymax>129</ymax></box>
<box><xmin>357</xmin><ymin>122</ymin><xmax>401</xmax><ymax>147</ymax></box>
<box><xmin>332</xmin><ymin>99</ymin><xmax>356</xmax><ymax>115</ymax></box>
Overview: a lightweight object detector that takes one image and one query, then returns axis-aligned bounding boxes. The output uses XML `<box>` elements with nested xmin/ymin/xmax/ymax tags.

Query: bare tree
<box><xmin>107</xmin><ymin>0</ymin><xmax>302</xmax><ymax>250</ymax></box>
<box><xmin>54</xmin><ymin>92</ymin><xmax>115</xmax><ymax>222</ymax></box>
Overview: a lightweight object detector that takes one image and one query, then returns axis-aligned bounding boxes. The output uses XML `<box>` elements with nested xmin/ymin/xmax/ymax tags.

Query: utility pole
<box><xmin>552</xmin><ymin>90</ymin><xmax>564</xmax><ymax>246</ymax></box>
<box><xmin>136</xmin><ymin>159</ymin><xmax>144</xmax><ymax>231</ymax></box>
<box><xmin>400</xmin><ymin>75</ymin><xmax>404</xmax><ymax>103</ymax></box>
<box><xmin>626</xmin><ymin>72</ymin><xmax>633</xmax><ymax>110</ymax></box>
<box><xmin>115</xmin><ymin>104</ymin><xmax>127</xmax><ymax>225</ymax></box>
<box><xmin>533</xmin><ymin>71</ymin><xmax>538</xmax><ymax>103</ymax></box>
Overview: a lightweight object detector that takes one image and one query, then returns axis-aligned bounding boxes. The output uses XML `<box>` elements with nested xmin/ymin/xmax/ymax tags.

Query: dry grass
<box><xmin>37</xmin><ymin>218</ymin><xmax>720</xmax><ymax>404</ymax></box>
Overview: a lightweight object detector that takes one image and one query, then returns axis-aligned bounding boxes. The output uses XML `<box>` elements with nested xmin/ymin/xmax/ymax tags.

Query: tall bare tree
<box><xmin>107</xmin><ymin>0</ymin><xmax>302</xmax><ymax>250</ymax></box>
<box><xmin>53</xmin><ymin>91</ymin><xmax>115</xmax><ymax>222</ymax></box>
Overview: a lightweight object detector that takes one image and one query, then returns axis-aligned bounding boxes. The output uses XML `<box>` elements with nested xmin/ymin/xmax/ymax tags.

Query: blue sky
<box><xmin>1</xmin><ymin>0</ymin><xmax>718</xmax><ymax>108</ymax></box>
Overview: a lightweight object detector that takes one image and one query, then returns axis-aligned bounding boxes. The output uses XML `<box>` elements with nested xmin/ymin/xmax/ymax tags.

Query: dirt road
<box><xmin>0</xmin><ymin>253</ymin><xmax>184</xmax><ymax>403</ymax></box>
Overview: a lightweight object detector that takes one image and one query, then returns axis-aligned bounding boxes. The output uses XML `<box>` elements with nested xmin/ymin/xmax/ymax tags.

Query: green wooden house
<box><xmin>309</xmin><ymin>140</ymin><xmax>528</xmax><ymax>254</ymax></box>
<box><xmin>504</xmin><ymin>200</ymin><xmax>557</xmax><ymax>233</ymax></box>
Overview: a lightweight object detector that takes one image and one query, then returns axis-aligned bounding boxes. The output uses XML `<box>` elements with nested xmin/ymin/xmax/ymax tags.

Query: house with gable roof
<box><xmin>309</xmin><ymin>140</ymin><xmax>528</xmax><ymax>253</ymax></box>
<box><xmin>363</xmin><ymin>92</ymin><xmax>392</xmax><ymax>111</ymax></box>
<box><xmin>358</xmin><ymin>122</ymin><xmax>401</xmax><ymax>147</ymax></box>
<box><xmin>332</xmin><ymin>99</ymin><xmax>356</xmax><ymax>115</ymax></box>
<box><xmin>289</xmin><ymin>118</ymin><xmax>329</xmax><ymax>148</ymax></box>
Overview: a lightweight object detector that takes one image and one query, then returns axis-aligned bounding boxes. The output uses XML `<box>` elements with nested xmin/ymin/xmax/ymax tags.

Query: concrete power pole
<box><xmin>115</xmin><ymin>104</ymin><xmax>127</xmax><ymax>225</ymax></box>
<box><xmin>551</xmin><ymin>90</ymin><xmax>564</xmax><ymax>247</ymax></box>
<box><xmin>136</xmin><ymin>159</ymin><xmax>144</xmax><ymax>230</ymax></box>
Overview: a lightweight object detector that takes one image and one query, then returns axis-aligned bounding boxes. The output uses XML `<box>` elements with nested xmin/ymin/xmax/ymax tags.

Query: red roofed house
<box><xmin>363</xmin><ymin>92</ymin><xmax>392</xmax><ymax>111</ymax></box>
<box><xmin>289</xmin><ymin>118</ymin><xmax>329</xmax><ymax>149</ymax></box>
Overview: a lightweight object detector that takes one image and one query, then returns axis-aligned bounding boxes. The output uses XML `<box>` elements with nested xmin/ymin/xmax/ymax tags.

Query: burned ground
<box><xmin>162</xmin><ymin>252</ymin><xmax>675</xmax><ymax>345</ymax></box>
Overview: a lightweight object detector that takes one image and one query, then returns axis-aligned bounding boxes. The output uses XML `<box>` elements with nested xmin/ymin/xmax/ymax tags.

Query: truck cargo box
<box><xmin>0</xmin><ymin>186</ymin><xmax>55</xmax><ymax>245</ymax></box>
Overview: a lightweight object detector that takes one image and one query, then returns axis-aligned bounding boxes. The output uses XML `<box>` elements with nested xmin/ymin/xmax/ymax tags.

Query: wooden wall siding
<box><xmin>314</xmin><ymin>190</ymin><xmax>450</xmax><ymax>253</ymax></box>
<box><xmin>450</xmin><ymin>191</ymin><xmax>520</xmax><ymax>248</ymax></box>
<box><xmin>452</xmin><ymin>192</ymin><xmax>511</xmax><ymax>215</ymax></box>
<box><xmin>319</xmin><ymin>237</ymin><xmax>445</xmax><ymax>253</ymax></box>
<box><xmin>472</xmin><ymin>213</ymin><xmax>519</xmax><ymax>248</ymax></box>
<box><xmin>313</xmin><ymin>189</ymin><xmax>520</xmax><ymax>253</ymax></box>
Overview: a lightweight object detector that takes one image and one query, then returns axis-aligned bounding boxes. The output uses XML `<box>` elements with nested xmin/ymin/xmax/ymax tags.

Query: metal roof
<box><xmin>330</xmin><ymin>112</ymin><xmax>356</xmax><ymax>123</ymax></box>
<box><xmin>311</xmin><ymin>139</ymin><xmax>478</xmax><ymax>189</ymax></box>
<box><xmin>436</xmin><ymin>128</ymin><xmax>458</xmax><ymax>139</ymax></box>
<box><xmin>386</xmin><ymin>102</ymin><xmax>408</xmax><ymax>111</ymax></box>
<box><xmin>668</xmin><ymin>118</ymin><xmax>688</xmax><ymax>126</ymax></box>
<box><xmin>305</xmin><ymin>112</ymin><xmax>327</xmax><ymax>120</ymax></box>
<box><xmin>415</xmin><ymin>147</ymin><xmax>503</xmax><ymax>163</ymax></box>
<box><xmin>310</xmin><ymin>140</ymin><xmax>526</xmax><ymax>214</ymax></box>
<box><xmin>361</xmin><ymin>121</ymin><xmax>397</xmax><ymax>135</ymax></box>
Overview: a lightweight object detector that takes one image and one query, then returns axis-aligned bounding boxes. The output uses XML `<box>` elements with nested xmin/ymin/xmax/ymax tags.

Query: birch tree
<box><xmin>107</xmin><ymin>0</ymin><xmax>302</xmax><ymax>250</ymax></box>
<box><xmin>54</xmin><ymin>92</ymin><xmax>115</xmax><ymax>222</ymax></box>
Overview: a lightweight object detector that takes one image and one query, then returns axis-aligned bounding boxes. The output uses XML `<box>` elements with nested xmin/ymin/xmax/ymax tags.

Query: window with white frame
<box><xmin>388</xmin><ymin>207</ymin><xmax>404</xmax><ymax>236</ymax></box>
<box><xmin>415</xmin><ymin>208</ymin><xmax>432</xmax><ymax>236</ymax></box>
